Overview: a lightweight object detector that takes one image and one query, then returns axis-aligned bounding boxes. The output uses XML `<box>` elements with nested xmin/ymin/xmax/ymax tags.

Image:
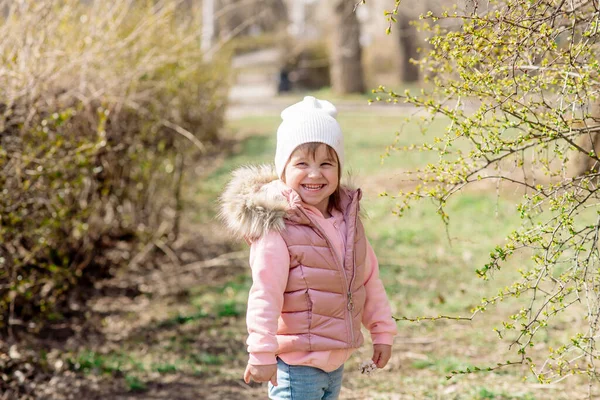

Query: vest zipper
<box><xmin>297</xmin><ymin>196</ymin><xmax>360</xmax><ymax>347</ymax></box>
<box><xmin>347</xmin><ymin>194</ymin><xmax>360</xmax><ymax>346</ymax></box>
<box><xmin>348</xmin><ymin>199</ymin><xmax>359</xmax><ymax>296</ymax></box>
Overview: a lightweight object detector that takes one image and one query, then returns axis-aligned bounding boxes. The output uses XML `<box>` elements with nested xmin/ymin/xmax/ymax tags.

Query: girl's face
<box><xmin>283</xmin><ymin>144</ymin><xmax>339</xmax><ymax>217</ymax></box>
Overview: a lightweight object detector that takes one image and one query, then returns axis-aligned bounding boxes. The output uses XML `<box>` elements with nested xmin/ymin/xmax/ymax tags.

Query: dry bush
<box><xmin>0</xmin><ymin>0</ymin><xmax>229</xmax><ymax>333</ymax></box>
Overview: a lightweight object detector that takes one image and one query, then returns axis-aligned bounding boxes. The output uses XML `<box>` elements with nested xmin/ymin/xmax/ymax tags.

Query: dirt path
<box><xmin>3</xmin><ymin>138</ymin><xmax>263</xmax><ymax>399</ymax></box>
<box><xmin>5</xmin><ymin>224</ymin><xmax>264</xmax><ymax>399</ymax></box>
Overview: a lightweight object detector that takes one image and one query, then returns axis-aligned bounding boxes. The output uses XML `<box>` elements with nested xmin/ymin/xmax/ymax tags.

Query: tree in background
<box><xmin>395</xmin><ymin>8</ymin><xmax>420</xmax><ymax>83</ymax></box>
<box><xmin>569</xmin><ymin>99</ymin><xmax>600</xmax><ymax>179</ymax></box>
<box><xmin>372</xmin><ymin>0</ymin><xmax>600</xmax><ymax>390</ymax></box>
<box><xmin>214</xmin><ymin>0</ymin><xmax>287</xmax><ymax>40</ymax></box>
<box><xmin>330</xmin><ymin>1</ymin><xmax>365</xmax><ymax>94</ymax></box>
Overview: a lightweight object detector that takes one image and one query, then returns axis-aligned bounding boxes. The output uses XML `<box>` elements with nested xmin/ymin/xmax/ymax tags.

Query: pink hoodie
<box><xmin>247</xmin><ymin>204</ymin><xmax>396</xmax><ymax>372</ymax></box>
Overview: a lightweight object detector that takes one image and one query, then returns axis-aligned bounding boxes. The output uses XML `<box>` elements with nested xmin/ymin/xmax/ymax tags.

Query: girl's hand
<box><xmin>371</xmin><ymin>344</ymin><xmax>392</xmax><ymax>368</ymax></box>
<box><xmin>244</xmin><ymin>363</ymin><xmax>278</xmax><ymax>386</ymax></box>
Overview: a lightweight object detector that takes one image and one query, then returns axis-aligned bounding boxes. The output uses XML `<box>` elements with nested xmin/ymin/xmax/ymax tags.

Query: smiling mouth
<box><xmin>301</xmin><ymin>184</ymin><xmax>326</xmax><ymax>191</ymax></box>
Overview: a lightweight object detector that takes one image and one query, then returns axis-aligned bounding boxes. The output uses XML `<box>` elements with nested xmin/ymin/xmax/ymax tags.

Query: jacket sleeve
<box><xmin>362</xmin><ymin>239</ymin><xmax>398</xmax><ymax>345</ymax></box>
<box><xmin>246</xmin><ymin>230</ymin><xmax>290</xmax><ymax>365</ymax></box>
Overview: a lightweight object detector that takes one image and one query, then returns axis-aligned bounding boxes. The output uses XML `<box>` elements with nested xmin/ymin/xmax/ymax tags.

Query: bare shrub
<box><xmin>0</xmin><ymin>0</ymin><xmax>228</xmax><ymax>333</ymax></box>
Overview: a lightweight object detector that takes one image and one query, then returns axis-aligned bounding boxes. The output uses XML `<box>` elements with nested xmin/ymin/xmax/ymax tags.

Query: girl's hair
<box><xmin>282</xmin><ymin>142</ymin><xmax>342</xmax><ymax>212</ymax></box>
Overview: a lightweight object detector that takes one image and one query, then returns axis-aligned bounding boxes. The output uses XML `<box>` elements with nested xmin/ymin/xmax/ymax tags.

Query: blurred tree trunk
<box><xmin>396</xmin><ymin>12</ymin><xmax>420</xmax><ymax>83</ymax></box>
<box><xmin>215</xmin><ymin>0</ymin><xmax>288</xmax><ymax>38</ymax></box>
<box><xmin>569</xmin><ymin>100</ymin><xmax>600</xmax><ymax>178</ymax></box>
<box><xmin>460</xmin><ymin>0</ymin><xmax>477</xmax><ymax>15</ymax></box>
<box><xmin>330</xmin><ymin>0</ymin><xmax>365</xmax><ymax>94</ymax></box>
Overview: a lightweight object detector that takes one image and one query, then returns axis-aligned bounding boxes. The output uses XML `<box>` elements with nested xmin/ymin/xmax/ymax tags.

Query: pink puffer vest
<box><xmin>219</xmin><ymin>165</ymin><xmax>368</xmax><ymax>353</ymax></box>
<box><xmin>276</xmin><ymin>187</ymin><xmax>367</xmax><ymax>353</ymax></box>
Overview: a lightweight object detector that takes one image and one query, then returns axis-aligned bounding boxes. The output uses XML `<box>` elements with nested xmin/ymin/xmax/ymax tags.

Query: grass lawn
<box><xmin>276</xmin><ymin>83</ymin><xmax>434</xmax><ymax>105</ymax></box>
<box><xmin>63</xmin><ymin>109</ymin><xmax>594</xmax><ymax>399</ymax></box>
<box><xmin>189</xmin><ymin>110</ymin><xmax>597</xmax><ymax>399</ymax></box>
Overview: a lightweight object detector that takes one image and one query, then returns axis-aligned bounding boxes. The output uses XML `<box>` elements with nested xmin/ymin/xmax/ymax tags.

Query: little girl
<box><xmin>220</xmin><ymin>96</ymin><xmax>397</xmax><ymax>399</ymax></box>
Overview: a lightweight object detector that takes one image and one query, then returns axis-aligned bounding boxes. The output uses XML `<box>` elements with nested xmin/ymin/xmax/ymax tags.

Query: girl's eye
<box><xmin>321</xmin><ymin>162</ymin><xmax>332</xmax><ymax>167</ymax></box>
<box><xmin>296</xmin><ymin>162</ymin><xmax>307</xmax><ymax>167</ymax></box>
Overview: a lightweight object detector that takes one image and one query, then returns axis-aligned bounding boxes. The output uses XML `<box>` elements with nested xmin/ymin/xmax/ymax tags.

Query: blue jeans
<box><xmin>268</xmin><ymin>358</ymin><xmax>344</xmax><ymax>400</ymax></box>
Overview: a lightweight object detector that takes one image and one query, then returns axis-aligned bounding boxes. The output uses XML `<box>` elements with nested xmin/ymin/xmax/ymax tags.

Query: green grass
<box><xmin>154</xmin><ymin>279</ymin><xmax>249</xmax><ymax>329</ymax></box>
<box><xmin>276</xmin><ymin>87</ymin><xmax>374</xmax><ymax>103</ymax></box>
<box><xmin>277</xmin><ymin>83</ymin><xmax>436</xmax><ymax>104</ymax></box>
<box><xmin>192</xmin><ymin>352</ymin><xmax>224</xmax><ymax>366</ymax></box>
<box><xmin>211</xmin><ymin>113</ymin><xmax>523</xmax><ymax>320</ymax></box>
<box><xmin>194</xmin><ymin>113</ymin><xmax>451</xmax><ymax>225</ymax></box>
<box><xmin>152</xmin><ymin>362</ymin><xmax>178</xmax><ymax>374</ymax></box>
<box><xmin>368</xmin><ymin>191</ymin><xmax>524</xmax><ymax>316</ymax></box>
<box><xmin>469</xmin><ymin>387</ymin><xmax>536</xmax><ymax>400</ymax></box>
<box><xmin>182</xmin><ymin>108</ymin><xmax>593</xmax><ymax>398</ymax></box>
<box><xmin>158</xmin><ymin>310</ymin><xmax>209</xmax><ymax>328</ymax></box>
<box><xmin>187</xmin><ymin>274</ymin><xmax>251</xmax><ymax>318</ymax></box>
<box><xmin>125</xmin><ymin>374</ymin><xmax>147</xmax><ymax>392</ymax></box>
<box><xmin>222</xmin><ymin>113</ymin><xmax>450</xmax><ymax>174</ymax></box>
<box><xmin>68</xmin><ymin>351</ymin><xmax>133</xmax><ymax>376</ymax></box>
<box><xmin>62</xmin><ymin>106</ymin><xmax>590</xmax><ymax>398</ymax></box>
<box><xmin>412</xmin><ymin>355</ymin><xmax>472</xmax><ymax>373</ymax></box>
<box><xmin>67</xmin><ymin>346</ymin><xmax>230</xmax><ymax>381</ymax></box>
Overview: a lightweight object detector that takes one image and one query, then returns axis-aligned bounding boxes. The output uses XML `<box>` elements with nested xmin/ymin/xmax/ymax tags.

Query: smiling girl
<box><xmin>220</xmin><ymin>96</ymin><xmax>397</xmax><ymax>400</ymax></box>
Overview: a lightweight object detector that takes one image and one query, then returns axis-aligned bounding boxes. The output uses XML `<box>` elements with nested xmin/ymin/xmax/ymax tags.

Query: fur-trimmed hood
<box><xmin>219</xmin><ymin>165</ymin><xmax>360</xmax><ymax>241</ymax></box>
<box><xmin>219</xmin><ymin>165</ymin><xmax>291</xmax><ymax>241</ymax></box>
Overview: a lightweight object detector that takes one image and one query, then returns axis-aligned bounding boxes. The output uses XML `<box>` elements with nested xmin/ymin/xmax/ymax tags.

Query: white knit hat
<box><xmin>274</xmin><ymin>96</ymin><xmax>344</xmax><ymax>178</ymax></box>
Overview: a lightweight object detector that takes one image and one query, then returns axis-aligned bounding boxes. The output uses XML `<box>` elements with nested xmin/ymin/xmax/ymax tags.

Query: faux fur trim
<box><xmin>219</xmin><ymin>164</ymin><xmax>364</xmax><ymax>241</ymax></box>
<box><xmin>219</xmin><ymin>165</ymin><xmax>288</xmax><ymax>241</ymax></box>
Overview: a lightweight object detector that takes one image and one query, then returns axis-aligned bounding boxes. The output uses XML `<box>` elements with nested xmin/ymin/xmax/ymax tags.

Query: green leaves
<box><xmin>382</xmin><ymin>1</ymin><xmax>402</xmax><ymax>34</ymax></box>
<box><xmin>387</xmin><ymin>0</ymin><xmax>600</xmax><ymax>385</ymax></box>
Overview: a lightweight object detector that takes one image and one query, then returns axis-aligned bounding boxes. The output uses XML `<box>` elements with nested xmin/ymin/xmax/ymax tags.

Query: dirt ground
<box><xmin>0</xmin><ymin>230</ymin><xmax>255</xmax><ymax>399</ymax></box>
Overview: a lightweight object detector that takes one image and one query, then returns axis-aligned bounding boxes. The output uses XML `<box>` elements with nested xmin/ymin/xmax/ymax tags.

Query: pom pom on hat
<box><xmin>280</xmin><ymin>95</ymin><xmax>338</xmax><ymax>120</ymax></box>
<box><xmin>275</xmin><ymin>96</ymin><xmax>344</xmax><ymax>178</ymax></box>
